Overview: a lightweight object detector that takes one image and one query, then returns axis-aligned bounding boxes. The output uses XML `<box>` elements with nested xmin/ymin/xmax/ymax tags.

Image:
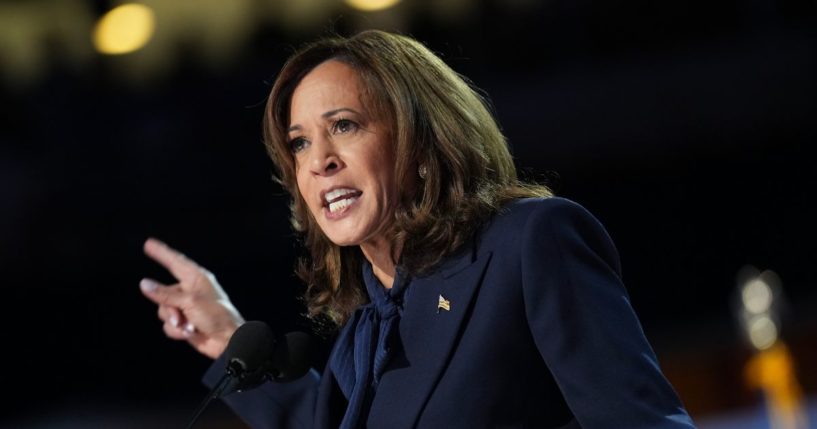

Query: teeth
<box><xmin>325</xmin><ymin>188</ymin><xmax>358</xmax><ymax>202</ymax></box>
<box><xmin>328</xmin><ymin>196</ymin><xmax>359</xmax><ymax>213</ymax></box>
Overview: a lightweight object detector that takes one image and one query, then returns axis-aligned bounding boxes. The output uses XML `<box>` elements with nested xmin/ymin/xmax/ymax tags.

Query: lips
<box><xmin>322</xmin><ymin>187</ymin><xmax>363</xmax><ymax>214</ymax></box>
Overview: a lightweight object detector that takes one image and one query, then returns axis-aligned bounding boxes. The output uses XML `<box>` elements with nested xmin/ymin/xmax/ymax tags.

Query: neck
<box><xmin>360</xmin><ymin>236</ymin><xmax>400</xmax><ymax>289</ymax></box>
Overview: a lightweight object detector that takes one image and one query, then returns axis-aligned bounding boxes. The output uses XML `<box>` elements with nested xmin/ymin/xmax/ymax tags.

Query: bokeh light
<box><xmin>742</xmin><ymin>277</ymin><xmax>773</xmax><ymax>315</ymax></box>
<box><xmin>345</xmin><ymin>0</ymin><xmax>402</xmax><ymax>12</ymax></box>
<box><xmin>93</xmin><ymin>3</ymin><xmax>156</xmax><ymax>55</ymax></box>
<box><xmin>748</xmin><ymin>314</ymin><xmax>779</xmax><ymax>350</ymax></box>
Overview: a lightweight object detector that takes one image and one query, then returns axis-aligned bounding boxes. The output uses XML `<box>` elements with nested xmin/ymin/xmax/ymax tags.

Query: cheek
<box><xmin>370</xmin><ymin>144</ymin><xmax>396</xmax><ymax>180</ymax></box>
<box><xmin>294</xmin><ymin>168</ymin><xmax>313</xmax><ymax>208</ymax></box>
<box><xmin>379</xmin><ymin>156</ymin><xmax>398</xmax><ymax>188</ymax></box>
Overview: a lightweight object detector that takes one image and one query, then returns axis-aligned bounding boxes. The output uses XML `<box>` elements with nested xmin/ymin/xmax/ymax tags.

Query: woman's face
<box><xmin>288</xmin><ymin>60</ymin><xmax>397</xmax><ymax>248</ymax></box>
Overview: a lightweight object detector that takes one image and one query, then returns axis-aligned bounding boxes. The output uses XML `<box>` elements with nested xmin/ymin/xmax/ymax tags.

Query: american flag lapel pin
<box><xmin>437</xmin><ymin>294</ymin><xmax>451</xmax><ymax>313</ymax></box>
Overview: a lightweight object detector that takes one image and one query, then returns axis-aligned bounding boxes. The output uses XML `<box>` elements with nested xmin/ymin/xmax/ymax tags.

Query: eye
<box><xmin>288</xmin><ymin>136</ymin><xmax>309</xmax><ymax>153</ymax></box>
<box><xmin>332</xmin><ymin>118</ymin><xmax>358</xmax><ymax>135</ymax></box>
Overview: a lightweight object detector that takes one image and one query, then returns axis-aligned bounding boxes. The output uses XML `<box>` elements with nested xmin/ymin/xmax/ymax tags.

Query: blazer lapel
<box><xmin>368</xmin><ymin>248</ymin><xmax>493</xmax><ymax>428</ymax></box>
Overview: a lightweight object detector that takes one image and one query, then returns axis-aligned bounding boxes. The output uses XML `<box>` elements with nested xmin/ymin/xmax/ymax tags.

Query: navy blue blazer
<box><xmin>204</xmin><ymin>197</ymin><xmax>696</xmax><ymax>428</ymax></box>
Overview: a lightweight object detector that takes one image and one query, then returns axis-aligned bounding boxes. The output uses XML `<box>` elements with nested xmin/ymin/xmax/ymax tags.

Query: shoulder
<box><xmin>484</xmin><ymin>196</ymin><xmax>607</xmax><ymax>240</ymax></box>
<box><xmin>478</xmin><ymin>196</ymin><xmax>620</xmax><ymax>270</ymax></box>
<box><xmin>503</xmin><ymin>196</ymin><xmax>594</xmax><ymax>216</ymax></box>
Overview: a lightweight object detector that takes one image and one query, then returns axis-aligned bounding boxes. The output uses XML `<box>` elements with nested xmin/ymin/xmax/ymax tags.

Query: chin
<box><xmin>320</xmin><ymin>226</ymin><xmax>364</xmax><ymax>247</ymax></box>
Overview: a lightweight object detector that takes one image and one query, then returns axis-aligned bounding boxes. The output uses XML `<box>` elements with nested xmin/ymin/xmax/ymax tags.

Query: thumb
<box><xmin>140</xmin><ymin>278</ymin><xmax>185</xmax><ymax>308</ymax></box>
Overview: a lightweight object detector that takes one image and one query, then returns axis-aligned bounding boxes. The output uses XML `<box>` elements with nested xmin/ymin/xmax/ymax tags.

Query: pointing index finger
<box><xmin>143</xmin><ymin>237</ymin><xmax>200</xmax><ymax>282</ymax></box>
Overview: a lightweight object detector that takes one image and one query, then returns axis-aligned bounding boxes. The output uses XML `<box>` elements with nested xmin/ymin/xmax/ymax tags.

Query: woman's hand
<box><xmin>140</xmin><ymin>237</ymin><xmax>245</xmax><ymax>359</ymax></box>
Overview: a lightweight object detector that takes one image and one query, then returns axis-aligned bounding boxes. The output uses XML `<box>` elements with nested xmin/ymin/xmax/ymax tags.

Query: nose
<box><xmin>307</xmin><ymin>137</ymin><xmax>344</xmax><ymax>176</ymax></box>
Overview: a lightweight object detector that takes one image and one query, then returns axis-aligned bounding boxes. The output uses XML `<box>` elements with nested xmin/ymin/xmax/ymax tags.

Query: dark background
<box><xmin>1</xmin><ymin>0</ymin><xmax>815</xmax><ymax>427</ymax></box>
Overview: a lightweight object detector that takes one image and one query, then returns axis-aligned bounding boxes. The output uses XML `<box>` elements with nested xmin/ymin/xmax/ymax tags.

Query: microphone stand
<box><xmin>180</xmin><ymin>323</ymin><xmax>311</xmax><ymax>428</ymax></box>
<box><xmin>184</xmin><ymin>370</ymin><xmax>236</xmax><ymax>429</ymax></box>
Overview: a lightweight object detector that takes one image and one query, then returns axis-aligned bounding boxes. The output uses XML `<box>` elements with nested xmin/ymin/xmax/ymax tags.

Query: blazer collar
<box><xmin>366</xmin><ymin>244</ymin><xmax>494</xmax><ymax>428</ymax></box>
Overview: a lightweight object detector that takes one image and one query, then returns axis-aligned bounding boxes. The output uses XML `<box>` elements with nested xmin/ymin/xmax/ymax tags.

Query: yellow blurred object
<box><xmin>93</xmin><ymin>3</ymin><xmax>156</xmax><ymax>55</ymax></box>
<box><xmin>744</xmin><ymin>342</ymin><xmax>809</xmax><ymax>429</ymax></box>
<box><xmin>345</xmin><ymin>0</ymin><xmax>401</xmax><ymax>12</ymax></box>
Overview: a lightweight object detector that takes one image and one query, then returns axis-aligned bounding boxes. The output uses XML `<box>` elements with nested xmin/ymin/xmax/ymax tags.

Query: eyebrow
<box><xmin>287</xmin><ymin>107</ymin><xmax>362</xmax><ymax>133</ymax></box>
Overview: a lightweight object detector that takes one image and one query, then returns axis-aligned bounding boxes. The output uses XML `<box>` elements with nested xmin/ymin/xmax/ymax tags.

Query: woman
<box><xmin>141</xmin><ymin>30</ymin><xmax>696</xmax><ymax>428</ymax></box>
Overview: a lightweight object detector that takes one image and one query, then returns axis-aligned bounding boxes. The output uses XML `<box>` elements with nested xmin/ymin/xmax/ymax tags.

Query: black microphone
<box><xmin>184</xmin><ymin>321</ymin><xmax>313</xmax><ymax>429</ymax></box>
<box><xmin>267</xmin><ymin>330</ymin><xmax>314</xmax><ymax>383</ymax></box>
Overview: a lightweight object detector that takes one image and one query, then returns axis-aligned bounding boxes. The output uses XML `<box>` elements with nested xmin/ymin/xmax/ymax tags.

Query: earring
<box><xmin>418</xmin><ymin>164</ymin><xmax>428</xmax><ymax>179</ymax></box>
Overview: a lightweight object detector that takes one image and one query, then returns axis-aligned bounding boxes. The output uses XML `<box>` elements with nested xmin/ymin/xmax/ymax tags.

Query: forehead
<box><xmin>289</xmin><ymin>60</ymin><xmax>365</xmax><ymax>120</ymax></box>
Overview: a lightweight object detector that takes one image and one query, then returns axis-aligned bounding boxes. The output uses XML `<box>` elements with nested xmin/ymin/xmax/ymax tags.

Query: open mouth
<box><xmin>324</xmin><ymin>187</ymin><xmax>363</xmax><ymax>214</ymax></box>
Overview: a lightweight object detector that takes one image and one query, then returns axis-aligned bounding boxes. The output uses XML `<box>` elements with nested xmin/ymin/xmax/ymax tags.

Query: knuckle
<box><xmin>177</xmin><ymin>293</ymin><xmax>192</xmax><ymax>308</ymax></box>
<box><xmin>157</xmin><ymin>291</ymin><xmax>173</xmax><ymax>306</ymax></box>
<box><xmin>191</xmin><ymin>269</ymin><xmax>216</xmax><ymax>289</ymax></box>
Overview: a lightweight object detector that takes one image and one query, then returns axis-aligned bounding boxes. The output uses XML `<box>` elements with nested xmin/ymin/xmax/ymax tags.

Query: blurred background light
<box><xmin>345</xmin><ymin>0</ymin><xmax>402</xmax><ymax>12</ymax></box>
<box><xmin>0</xmin><ymin>0</ymin><xmax>95</xmax><ymax>88</ymax></box>
<box><xmin>742</xmin><ymin>277</ymin><xmax>773</xmax><ymax>315</ymax></box>
<box><xmin>748</xmin><ymin>314</ymin><xmax>779</xmax><ymax>350</ymax></box>
<box><xmin>93</xmin><ymin>3</ymin><xmax>156</xmax><ymax>55</ymax></box>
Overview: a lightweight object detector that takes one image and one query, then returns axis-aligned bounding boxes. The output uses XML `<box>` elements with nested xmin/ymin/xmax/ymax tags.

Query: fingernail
<box><xmin>183</xmin><ymin>322</ymin><xmax>195</xmax><ymax>336</ymax></box>
<box><xmin>140</xmin><ymin>279</ymin><xmax>157</xmax><ymax>293</ymax></box>
<box><xmin>169</xmin><ymin>315</ymin><xmax>179</xmax><ymax>327</ymax></box>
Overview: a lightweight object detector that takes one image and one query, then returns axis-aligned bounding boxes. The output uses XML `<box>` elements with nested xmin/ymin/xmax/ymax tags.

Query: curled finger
<box><xmin>162</xmin><ymin>317</ymin><xmax>190</xmax><ymax>341</ymax></box>
<box><xmin>182</xmin><ymin>321</ymin><xmax>196</xmax><ymax>338</ymax></box>
<box><xmin>158</xmin><ymin>305</ymin><xmax>183</xmax><ymax>329</ymax></box>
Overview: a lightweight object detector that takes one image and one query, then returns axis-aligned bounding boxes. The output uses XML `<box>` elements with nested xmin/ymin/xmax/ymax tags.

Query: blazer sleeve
<box><xmin>520</xmin><ymin>198</ymin><xmax>696</xmax><ymax>428</ymax></box>
<box><xmin>202</xmin><ymin>355</ymin><xmax>320</xmax><ymax>429</ymax></box>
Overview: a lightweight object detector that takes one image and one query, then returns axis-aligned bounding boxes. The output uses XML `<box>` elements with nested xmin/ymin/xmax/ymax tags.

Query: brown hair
<box><xmin>264</xmin><ymin>30</ymin><xmax>551</xmax><ymax>328</ymax></box>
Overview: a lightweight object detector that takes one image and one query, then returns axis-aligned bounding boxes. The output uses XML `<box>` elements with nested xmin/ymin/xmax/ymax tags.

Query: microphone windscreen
<box><xmin>223</xmin><ymin>321</ymin><xmax>276</xmax><ymax>374</ymax></box>
<box><xmin>270</xmin><ymin>331</ymin><xmax>314</xmax><ymax>382</ymax></box>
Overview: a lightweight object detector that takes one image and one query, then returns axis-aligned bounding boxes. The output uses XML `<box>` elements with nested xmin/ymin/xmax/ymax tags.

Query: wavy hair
<box><xmin>263</xmin><ymin>30</ymin><xmax>551</xmax><ymax>328</ymax></box>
